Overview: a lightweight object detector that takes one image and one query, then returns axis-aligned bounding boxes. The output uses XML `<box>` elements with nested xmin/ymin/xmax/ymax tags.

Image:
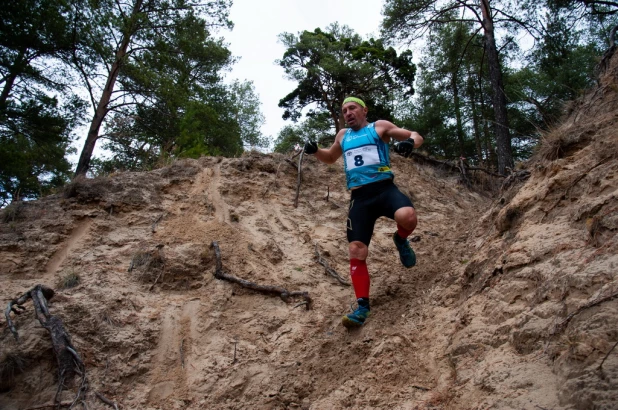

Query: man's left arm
<box><xmin>375</xmin><ymin>120</ymin><xmax>423</xmax><ymax>148</ymax></box>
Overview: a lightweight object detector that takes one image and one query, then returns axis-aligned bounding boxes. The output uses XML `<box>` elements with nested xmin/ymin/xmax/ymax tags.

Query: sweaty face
<box><xmin>342</xmin><ymin>102</ymin><xmax>367</xmax><ymax>129</ymax></box>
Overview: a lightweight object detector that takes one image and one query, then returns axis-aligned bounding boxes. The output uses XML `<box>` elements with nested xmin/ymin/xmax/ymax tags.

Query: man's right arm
<box><xmin>306</xmin><ymin>129</ymin><xmax>345</xmax><ymax>164</ymax></box>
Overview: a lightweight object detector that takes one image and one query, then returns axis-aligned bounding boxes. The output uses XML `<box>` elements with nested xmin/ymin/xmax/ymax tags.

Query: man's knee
<box><xmin>395</xmin><ymin>207</ymin><xmax>417</xmax><ymax>230</ymax></box>
<box><xmin>349</xmin><ymin>241</ymin><xmax>368</xmax><ymax>260</ymax></box>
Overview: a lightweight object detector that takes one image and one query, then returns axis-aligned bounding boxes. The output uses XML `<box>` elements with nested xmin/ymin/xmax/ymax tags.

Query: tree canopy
<box><xmin>277</xmin><ymin>23</ymin><xmax>416</xmax><ymax>132</ymax></box>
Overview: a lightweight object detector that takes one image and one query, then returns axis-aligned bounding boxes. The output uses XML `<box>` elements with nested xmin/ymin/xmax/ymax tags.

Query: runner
<box><xmin>304</xmin><ymin>96</ymin><xmax>424</xmax><ymax>328</ymax></box>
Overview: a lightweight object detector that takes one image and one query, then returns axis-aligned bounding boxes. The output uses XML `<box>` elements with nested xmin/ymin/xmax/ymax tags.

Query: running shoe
<box><xmin>393</xmin><ymin>232</ymin><xmax>417</xmax><ymax>268</ymax></box>
<box><xmin>341</xmin><ymin>302</ymin><xmax>370</xmax><ymax>328</ymax></box>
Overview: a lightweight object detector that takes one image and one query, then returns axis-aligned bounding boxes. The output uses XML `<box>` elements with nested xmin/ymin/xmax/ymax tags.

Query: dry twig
<box><xmin>313</xmin><ymin>242</ymin><xmax>350</xmax><ymax>286</ymax></box>
<box><xmin>95</xmin><ymin>391</ymin><xmax>119</xmax><ymax>410</ymax></box>
<box><xmin>210</xmin><ymin>241</ymin><xmax>312</xmax><ymax>309</ymax></box>
<box><xmin>324</xmin><ymin>186</ymin><xmax>342</xmax><ymax>208</ymax></box>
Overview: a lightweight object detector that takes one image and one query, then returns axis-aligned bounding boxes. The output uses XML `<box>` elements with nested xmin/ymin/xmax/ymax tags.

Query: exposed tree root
<box><xmin>552</xmin><ymin>289</ymin><xmax>618</xmax><ymax>335</ymax></box>
<box><xmin>5</xmin><ymin>285</ymin><xmax>88</xmax><ymax>407</ymax></box>
<box><xmin>95</xmin><ymin>391</ymin><xmax>119</xmax><ymax>410</ymax></box>
<box><xmin>544</xmin><ymin>156</ymin><xmax>611</xmax><ymax>217</ymax></box>
<box><xmin>22</xmin><ymin>401</ymin><xmax>74</xmax><ymax>410</ymax></box>
<box><xmin>294</xmin><ymin>150</ymin><xmax>305</xmax><ymax>208</ymax></box>
<box><xmin>313</xmin><ymin>242</ymin><xmax>350</xmax><ymax>286</ymax></box>
<box><xmin>210</xmin><ymin>241</ymin><xmax>312</xmax><ymax>309</ymax></box>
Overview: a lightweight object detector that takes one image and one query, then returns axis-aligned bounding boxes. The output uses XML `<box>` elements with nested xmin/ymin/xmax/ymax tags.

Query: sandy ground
<box><xmin>1</xmin><ymin>51</ymin><xmax>618</xmax><ymax>410</ymax></box>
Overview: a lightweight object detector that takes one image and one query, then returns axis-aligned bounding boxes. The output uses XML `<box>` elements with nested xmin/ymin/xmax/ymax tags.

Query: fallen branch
<box><xmin>95</xmin><ymin>391</ymin><xmax>119</xmax><ymax>410</ymax></box>
<box><xmin>294</xmin><ymin>150</ymin><xmax>305</xmax><ymax>208</ymax></box>
<box><xmin>210</xmin><ymin>241</ymin><xmax>312</xmax><ymax>309</ymax></box>
<box><xmin>324</xmin><ymin>186</ymin><xmax>342</xmax><ymax>209</ymax></box>
<box><xmin>553</xmin><ymin>290</ymin><xmax>618</xmax><ymax>334</ymax></box>
<box><xmin>403</xmin><ymin>151</ymin><xmax>505</xmax><ymax>180</ymax></box>
<box><xmin>314</xmin><ymin>242</ymin><xmax>350</xmax><ymax>286</ymax></box>
<box><xmin>5</xmin><ymin>285</ymin><xmax>88</xmax><ymax>407</ymax></box>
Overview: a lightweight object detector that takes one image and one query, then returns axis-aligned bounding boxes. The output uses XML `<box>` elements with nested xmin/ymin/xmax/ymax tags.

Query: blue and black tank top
<box><xmin>340</xmin><ymin>122</ymin><xmax>394</xmax><ymax>190</ymax></box>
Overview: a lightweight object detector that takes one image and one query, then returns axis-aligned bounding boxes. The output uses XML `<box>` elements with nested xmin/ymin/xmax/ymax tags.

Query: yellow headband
<box><xmin>343</xmin><ymin>97</ymin><xmax>366</xmax><ymax>108</ymax></box>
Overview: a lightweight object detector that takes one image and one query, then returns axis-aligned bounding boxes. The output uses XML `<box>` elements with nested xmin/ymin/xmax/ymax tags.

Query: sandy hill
<box><xmin>1</xmin><ymin>54</ymin><xmax>617</xmax><ymax>410</ymax></box>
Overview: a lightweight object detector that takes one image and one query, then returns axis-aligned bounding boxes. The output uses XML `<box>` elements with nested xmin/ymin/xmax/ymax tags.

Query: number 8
<box><xmin>354</xmin><ymin>155</ymin><xmax>364</xmax><ymax>167</ymax></box>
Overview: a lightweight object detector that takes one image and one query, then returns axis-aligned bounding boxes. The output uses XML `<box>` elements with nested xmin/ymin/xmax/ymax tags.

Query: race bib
<box><xmin>344</xmin><ymin>146</ymin><xmax>380</xmax><ymax>169</ymax></box>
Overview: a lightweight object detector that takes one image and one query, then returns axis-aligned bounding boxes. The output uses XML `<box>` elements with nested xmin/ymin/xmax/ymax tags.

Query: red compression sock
<box><xmin>397</xmin><ymin>223</ymin><xmax>413</xmax><ymax>240</ymax></box>
<box><xmin>350</xmin><ymin>258</ymin><xmax>370</xmax><ymax>299</ymax></box>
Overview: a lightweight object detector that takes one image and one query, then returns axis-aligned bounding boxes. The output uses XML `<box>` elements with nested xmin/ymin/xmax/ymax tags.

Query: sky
<box><xmin>222</xmin><ymin>0</ymin><xmax>386</xmax><ymax>144</ymax></box>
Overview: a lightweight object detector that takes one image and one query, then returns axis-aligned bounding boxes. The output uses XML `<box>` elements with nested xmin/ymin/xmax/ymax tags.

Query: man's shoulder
<box><xmin>335</xmin><ymin>128</ymin><xmax>348</xmax><ymax>141</ymax></box>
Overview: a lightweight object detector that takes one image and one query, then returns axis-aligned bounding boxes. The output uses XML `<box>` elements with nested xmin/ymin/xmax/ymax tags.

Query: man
<box><xmin>304</xmin><ymin>96</ymin><xmax>424</xmax><ymax>328</ymax></box>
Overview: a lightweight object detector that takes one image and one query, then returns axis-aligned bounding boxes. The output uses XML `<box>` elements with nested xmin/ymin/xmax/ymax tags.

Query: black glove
<box><xmin>394</xmin><ymin>139</ymin><xmax>415</xmax><ymax>158</ymax></box>
<box><xmin>304</xmin><ymin>141</ymin><xmax>318</xmax><ymax>155</ymax></box>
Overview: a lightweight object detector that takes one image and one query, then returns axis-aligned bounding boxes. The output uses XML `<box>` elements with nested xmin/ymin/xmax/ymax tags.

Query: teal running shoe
<box><xmin>342</xmin><ymin>302</ymin><xmax>370</xmax><ymax>328</ymax></box>
<box><xmin>393</xmin><ymin>232</ymin><xmax>416</xmax><ymax>268</ymax></box>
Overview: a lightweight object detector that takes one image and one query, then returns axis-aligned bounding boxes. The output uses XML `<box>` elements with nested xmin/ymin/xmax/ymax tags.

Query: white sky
<box><xmin>223</xmin><ymin>0</ymin><xmax>386</xmax><ymax>144</ymax></box>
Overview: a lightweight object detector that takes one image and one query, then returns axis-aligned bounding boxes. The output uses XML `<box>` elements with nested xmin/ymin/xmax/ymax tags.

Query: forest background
<box><xmin>1</xmin><ymin>0</ymin><xmax>616</xmax><ymax>206</ymax></box>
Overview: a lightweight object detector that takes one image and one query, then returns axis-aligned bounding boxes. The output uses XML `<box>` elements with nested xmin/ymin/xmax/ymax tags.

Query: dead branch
<box><xmin>404</xmin><ymin>151</ymin><xmax>504</xmax><ymax>181</ymax></box>
<box><xmin>314</xmin><ymin>242</ymin><xmax>350</xmax><ymax>286</ymax></box>
<box><xmin>324</xmin><ymin>186</ymin><xmax>342</xmax><ymax>208</ymax></box>
<box><xmin>284</xmin><ymin>158</ymin><xmax>298</xmax><ymax>171</ymax></box>
<box><xmin>151</xmin><ymin>213</ymin><xmax>164</xmax><ymax>233</ymax></box>
<box><xmin>599</xmin><ymin>340</ymin><xmax>618</xmax><ymax>375</ymax></box>
<box><xmin>294</xmin><ymin>150</ymin><xmax>305</xmax><ymax>208</ymax></box>
<box><xmin>95</xmin><ymin>391</ymin><xmax>119</xmax><ymax>410</ymax></box>
<box><xmin>290</xmin><ymin>148</ymin><xmax>303</xmax><ymax>159</ymax></box>
<box><xmin>5</xmin><ymin>285</ymin><xmax>88</xmax><ymax>406</ymax></box>
<box><xmin>148</xmin><ymin>270</ymin><xmax>164</xmax><ymax>291</ymax></box>
<box><xmin>500</xmin><ymin>170</ymin><xmax>530</xmax><ymax>192</ymax></box>
<box><xmin>553</xmin><ymin>290</ymin><xmax>618</xmax><ymax>334</ymax></box>
<box><xmin>210</xmin><ymin>241</ymin><xmax>312</xmax><ymax>309</ymax></box>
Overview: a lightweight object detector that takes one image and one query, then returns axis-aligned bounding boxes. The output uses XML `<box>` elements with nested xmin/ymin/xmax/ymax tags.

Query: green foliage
<box><xmin>277</xmin><ymin>23</ymin><xmax>415</xmax><ymax>131</ymax></box>
<box><xmin>72</xmin><ymin>0</ymin><xmax>237</xmax><ymax>175</ymax></box>
<box><xmin>0</xmin><ymin>95</ymin><xmax>83</xmax><ymax>205</ymax></box>
<box><xmin>0</xmin><ymin>0</ymin><xmax>87</xmax><ymax>204</ymax></box>
<box><xmin>274</xmin><ymin>113</ymin><xmax>333</xmax><ymax>153</ymax></box>
<box><xmin>85</xmin><ymin>4</ymin><xmax>266</xmax><ymax>173</ymax></box>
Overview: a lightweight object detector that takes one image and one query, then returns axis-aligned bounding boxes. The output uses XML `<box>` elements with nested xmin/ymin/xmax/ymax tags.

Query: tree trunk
<box><xmin>468</xmin><ymin>70</ymin><xmax>485</xmax><ymax>167</ymax></box>
<box><xmin>479</xmin><ymin>0</ymin><xmax>513</xmax><ymax>175</ymax></box>
<box><xmin>0</xmin><ymin>50</ymin><xmax>26</xmax><ymax>108</ymax></box>
<box><xmin>74</xmin><ymin>0</ymin><xmax>143</xmax><ymax>177</ymax></box>
<box><xmin>451</xmin><ymin>73</ymin><xmax>465</xmax><ymax>157</ymax></box>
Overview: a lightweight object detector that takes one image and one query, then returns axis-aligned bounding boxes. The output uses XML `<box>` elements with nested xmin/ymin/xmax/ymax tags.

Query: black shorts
<box><xmin>346</xmin><ymin>179</ymin><xmax>414</xmax><ymax>246</ymax></box>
